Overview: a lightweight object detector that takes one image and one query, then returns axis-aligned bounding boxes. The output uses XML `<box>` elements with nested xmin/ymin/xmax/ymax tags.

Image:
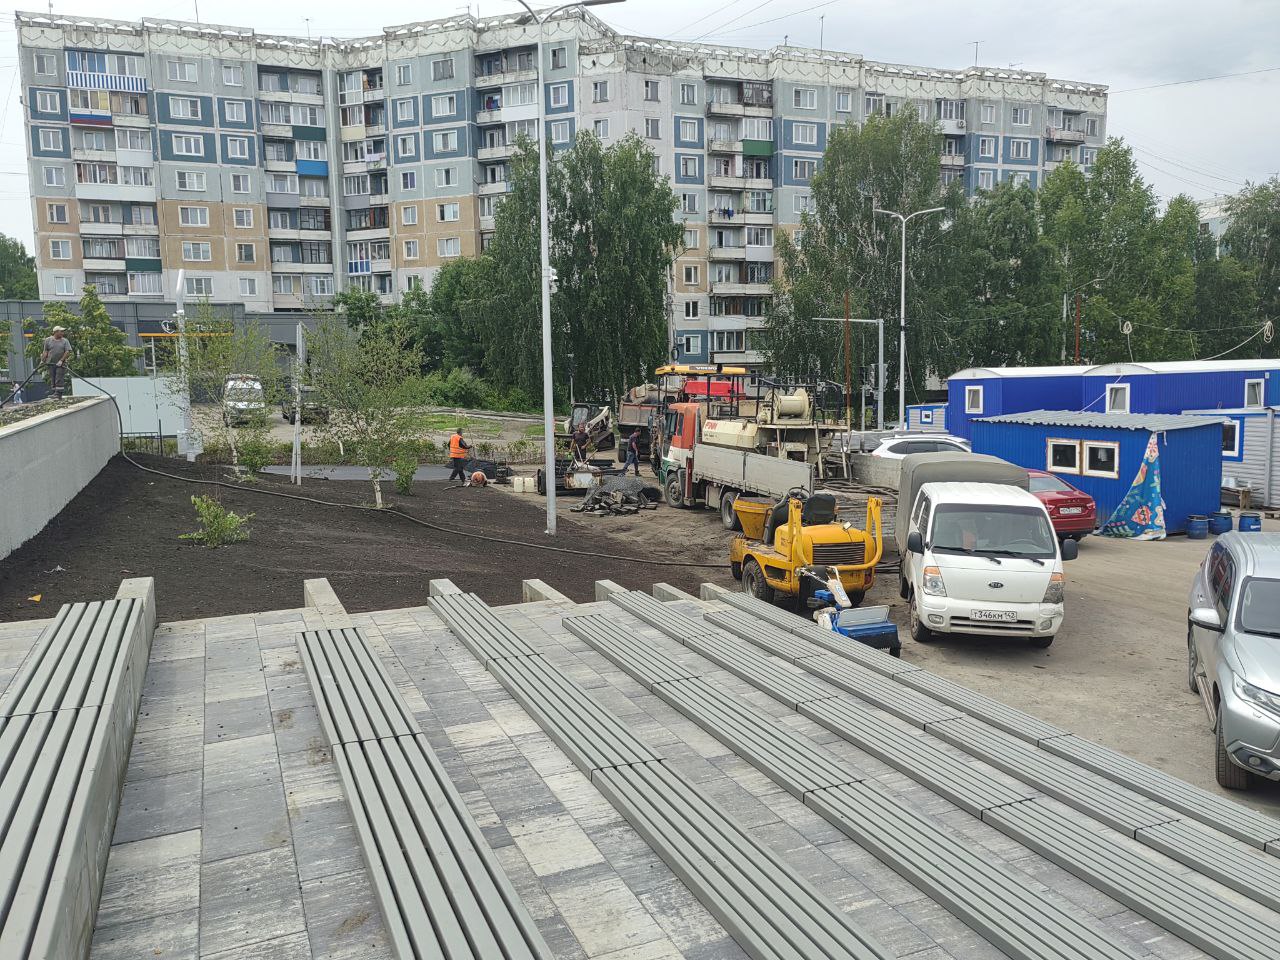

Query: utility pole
<box><xmin>1074</xmin><ymin>293</ymin><xmax>1083</xmax><ymax>364</ymax></box>
<box><xmin>843</xmin><ymin>291</ymin><xmax>852</xmax><ymax>428</ymax></box>
<box><xmin>816</xmin><ymin>317</ymin><xmax>885</xmax><ymax>430</ymax></box>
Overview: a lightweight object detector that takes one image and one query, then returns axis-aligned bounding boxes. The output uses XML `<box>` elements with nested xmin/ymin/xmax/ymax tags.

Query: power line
<box><xmin>690</xmin><ymin>0</ymin><xmax>778</xmax><ymax>42</ymax></box>
<box><xmin>670</xmin><ymin>0</ymin><xmax>753</xmax><ymax>37</ymax></box>
<box><xmin>1111</xmin><ymin>65</ymin><xmax>1280</xmax><ymax>94</ymax></box>
<box><xmin>702</xmin><ymin>0</ymin><xmax>840</xmax><ymax>40</ymax></box>
<box><xmin>1129</xmin><ymin>146</ymin><xmax>1245</xmax><ymax>189</ymax></box>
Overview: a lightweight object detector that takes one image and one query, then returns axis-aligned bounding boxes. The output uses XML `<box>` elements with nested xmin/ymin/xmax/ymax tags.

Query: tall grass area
<box><xmin>390</xmin><ymin>369</ymin><xmax>537</xmax><ymax>414</ymax></box>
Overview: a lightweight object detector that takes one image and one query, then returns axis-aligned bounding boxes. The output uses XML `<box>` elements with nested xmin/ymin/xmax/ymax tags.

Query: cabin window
<box><xmin>965</xmin><ymin>385</ymin><xmax>983</xmax><ymax>414</ymax></box>
<box><xmin>1222</xmin><ymin>420</ymin><xmax>1240</xmax><ymax>458</ymax></box>
<box><xmin>1105</xmin><ymin>383</ymin><xmax>1129</xmax><ymax>413</ymax></box>
<box><xmin>1047</xmin><ymin>439</ymin><xmax>1080</xmax><ymax>474</ymax></box>
<box><xmin>1245</xmin><ymin>379</ymin><xmax>1264</xmax><ymax>408</ymax></box>
<box><xmin>1083</xmin><ymin>441</ymin><xmax>1120</xmax><ymax>479</ymax></box>
<box><xmin>920</xmin><ymin>408</ymin><xmax>934</xmax><ymax>424</ymax></box>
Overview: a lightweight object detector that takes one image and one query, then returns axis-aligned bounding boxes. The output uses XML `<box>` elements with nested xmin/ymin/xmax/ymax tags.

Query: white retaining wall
<box><xmin>0</xmin><ymin>396</ymin><xmax>119</xmax><ymax>560</ymax></box>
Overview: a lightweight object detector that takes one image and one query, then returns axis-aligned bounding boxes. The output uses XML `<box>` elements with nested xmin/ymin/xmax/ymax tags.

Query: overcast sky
<box><xmin>0</xmin><ymin>0</ymin><xmax>1274</xmax><ymax>249</ymax></box>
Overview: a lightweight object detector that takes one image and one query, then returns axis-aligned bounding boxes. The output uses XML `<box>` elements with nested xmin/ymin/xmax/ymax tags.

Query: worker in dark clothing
<box><xmin>570</xmin><ymin>424</ymin><xmax>589</xmax><ymax>463</ymax></box>
<box><xmin>623</xmin><ymin>429</ymin><xmax>642</xmax><ymax>476</ymax></box>
<box><xmin>41</xmin><ymin>326</ymin><xmax>73</xmax><ymax>399</ymax></box>
<box><xmin>448</xmin><ymin>428</ymin><xmax>471</xmax><ymax>482</ymax></box>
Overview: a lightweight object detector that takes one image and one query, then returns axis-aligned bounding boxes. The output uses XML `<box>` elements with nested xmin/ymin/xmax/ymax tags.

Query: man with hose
<box><xmin>41</xmin><ymin>326</ymin><xmax>73</xmax><ymax>400</ymax></box>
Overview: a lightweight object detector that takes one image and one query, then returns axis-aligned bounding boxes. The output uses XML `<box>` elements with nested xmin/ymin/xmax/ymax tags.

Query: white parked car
<box><xmin>222</xmin><ymin>374</ymin><xmax>266</xmax><ymax>426</ymax></box>
<box><xmin>870</xmin><ymin>435</ymin><xmax>971</xmax><ymax>459</ymax></box>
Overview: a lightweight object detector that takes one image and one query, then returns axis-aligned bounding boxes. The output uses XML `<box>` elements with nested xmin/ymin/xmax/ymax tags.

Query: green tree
<box><xmin>1222</xmin><ymin>177</ymin><xmax>1280</xmax><ymax>331</ymax></box>
<box><xmin>1191</xmin><ymin>229</ymin><xmax>1260</xmax><ymax>358</ymax></box>
<box><xmin>334</xmin><ymin>286</ymin><xmax>383</xmax><ymax>331</ymax></box>
<box><xmin>417</xmin><ymin>256</ymin><xmax>494</xmax><ymax>374</ymax></box>
<box><xmin>0</xmin><ymin>234</ymin><xmax>37</xmax><ymax>300</ymax></box>
<box><xmin>480</xmin><ymin>131</ymin><xmax>683</xmax><ymax>400</ymax></box>
<box><xmin>25</xmin><ymin>285</ymin><xmax>141</xmax><ymax>380</ymax></box>
<box><xmin>307</xmin><ymin>314</ymin><xmax>424</xmax><ymax>506</ymax></box>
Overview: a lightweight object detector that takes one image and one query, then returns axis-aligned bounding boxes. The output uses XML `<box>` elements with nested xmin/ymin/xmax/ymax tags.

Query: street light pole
<box><xmin>873</xmin><ymin>206</ymin><xmax>944</xmax><ymax>427</ymax></box>
<box><xmin>515</xmin><ymin>0</ymin><xmax>624</xmax><ymax>536</ymax></box>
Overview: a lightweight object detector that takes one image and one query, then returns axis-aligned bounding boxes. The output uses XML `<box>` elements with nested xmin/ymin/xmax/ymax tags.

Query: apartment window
<box><xmin>644</xmin><ymin>80</ymin><xmax>659</xmax><ymax>102</ymax></box>
<box><xmin>395</xmin><ymin>238</ymin><xmax>417</xmax><ymax>261</ymax></box>
<box><xmin>170</xmin><ymin>97</ymin><xmax>201</xmax><ymax>120</ymax></box>
<box><xmin>746</xmin><ymin>226</ymin><xmax>773</xmax><ymax>247</ymax></box>
<box><xmin>644</xmin><ymin>118</ymin><xmax>660</xmax><ymax>139</ymax></box>
<box><xmin>46</xmin><ymin>202</ymin><xmax>68</xmax><ymax>224</ymax></box>
<box><xmin>401</xmin><ymin>204</ymin><xmax>418</xmax><ymax>226</ymax></box>
<box><xmin>54</xmin><ymin>275</ymin><xmax>74</xmax><ymax>295</ymax></box>
<box><xmin>592</xmin><ymin>80</ymin><xmax>609</xmax><ymax>103</ymax></box>
<box><xmin>1009</xmin><ymin>171</ymin><xmax>1031</xmax><ymax>187</ymax></box>
<box><xmin>236</xmin><ymin>242</ymin><xmax>256</xmax><ymax>263</ymax></box>
<box><xmin>683</xmin><ymin>228</ymin><xmax>698</xmax><ymax>249</ymax></box>
<box><xmin>182</xmin><ymin>241</ymin><xmax>211</xmax><ymax>261</ymax></box>
<box><xmin>38</xmin><ymin>128</ymin><xmax>63</xmax><ymax>151</ymax></box>
<box><xmin>965</xmin><ymin>385</ymin><xmax>983</xmax><ymax>414</ymax></box>
<box><xmin>343</xmin><ymin>174</ymin><xmax>369</xmax><ymax>196</ymax></box>
<box><xmin>680</xmin><ymin>156</ymin><xmax>698</xmax><ymax>178</ymax></box>
<box><xmin>42</xmin><ymin>164</ymin><xmax>64</xmax><ymax>187</ymax></box>
<box><xmin>432</xmin><ymin>130</ymin><xmax>457</xmax><ymax>152</ymax></box>
<box><xmin>239</xmin><ymin>277</ymin><xmax>258</xmax><ymax>297</ymax></box>
<box><xmin>179</xmin><ymin>206</ymin><xmax>209</xmax><ymax>227</ymax></box>
<box><xmin>172</xmin><ymin>134</ymin><xmax>204</xmax><ymax>157</ymax></box>
<box><xmin>973</xmin><ymin>137</ymin><xmax>996</xmax><ymax>161</ymax></box>
<box><xmin>981</xmin><ymin>103</ymin><xmax>995</xmax><ymax>124</ymax></box>
<box><xmin>592</xmin><ymin>118</ymin><xmax>609</xmax><ymax>139</ymax></box>
<box><xmin>684</xmin><ymin>301</ymin><xmax>699</xmax><ymax>319</ymax></box>
<box><xmin>396</xmin><ymin>64</ymin><xmax>412</xmax><ymax>86</ymax></box>
<box><xmin>35</xmin><ymin>53</ymin><xmax>55</xmax><ymax>76</ymax></box>
<box><xmin>508</xmin><ymin>82</ymin><xmax>537</xmax><ymax>107</ymax></box>
<box><xmin>683</xmin><ymin>264</ymin><xmax>699</xmax><ymax>285</ymax></box>
<box><xmin>267</xmin><ymin>172</ymin><xmax>297</xmax><ymax>193</ymax></box>
<box><xmin>399</xmin><ymin>171</ymin><xmax>416</xmax><ymax>191</ymax></box>
<box><xmin>397</xmin><ymin>135</ymin><xmax>417</xmax><ymax>158</ymax></box>
<box><xmin>227</xmin><ymin>173</ymin><xmax>249</xmax><ymax>194</ymax></box>
<box><xmin>680</xmin><ymin>192</ymin><xmax>699</xmax><ymax>214</ymax></box>
<box><xmin>125</xmin><ymin>237</ymin><xmax>159</xmax><ymax>258</ymax></box>
<box><xmin>1011</xmin><ymin>105</ymin><xmax>1031</xmax><ymax>126</ymax></box>
<box><xmin>835</xmin><ymin>90</ymin><xmax>852</xmax><ymax>112</ymax></box>
<box><xmin>1010</xmin><ymin>139</ymin><xmax>1031</xmax><ymax>160</ymax></box>
<box><xmin>1106</xmin><ymin>383</ymin><xmax>1130</xmax><ymax>413</ymax></box>
<box><xmin>681</xmin><ymin>334</ymin><xmax>701</xmax><ymax>356</ymax></box>
<box><xmin>269</xmin><ymin>210</ymin><xmax>291</xmax><ymax>229</ymax></box>
<box><xmin>436</xmin><ymin>202</ymin><xmax>459</xmax><ymax>223</ymax></box>
<box><xmin>437</xmin><ymin>237</ymin><xmax>461</xmax><ymax>257</ymax></box>
<box><xmin>272</xmin><ymin>274</ymin><xmax>299</xmax><ymax>296</ymax></box>
<box><xmin>225</xmin><ymin>136</ymin><xmax>249</xmax><ymax>160</ymax></box>
<box><xmin>550</xmin><ymin>83</ymin><xmax>569</xmax><ymax>109</ymax></box>
<box><xmin>223</xmin><ymin>100</ymin><xmax>247</xmax><ymax>124</ymax></box>
<box><xmin>1086</xmin><ymin>117</ymin><xmax>1099</xmax><ymax>137</ymax></box>
<box><xmin>186</xmin><ymin>276</ymin><xmax>213</xmax><ymax>297</ymax></box>
<box><xmin>81</xmin><ymin>129</ymin><xmax>109</xmax><ymax>151</ymax></box>
<box><xmin>792</xmin><ymin>87</ymin><xmax>817</xmax><ymax>110</ymax></box>
<box><xmin>130</xmin><ymin>204</ymin><xmax>156</xmax><ymax>225</ymax></box>
<box><xmin>36</xmin><ymin>91</ymin><xmax>60</xmax><ymax>113</ymax></box>
<box><xmin>435</xmin><ymin>166</ymin><xmax>456</xmax><ymax>187</ymax></box>
<box><xmin>792</xmin><ymin>159</ymin><xmax>815</xmax><ymax>181</ymax></box>
<box><xmin>792</xmin><ymin>122</ymin><xmax>817</xmax><ymax>145</ymax></box>
<box><xmin>432</xmin><ymin>58</ymin><xmax>455</xmax><ymax>81</ymax></box>
<box><xmin>49</xmin><ymin>239</ymin><xmax>71</xmax><ymax>260</ymax></box>
<box><xmin>794</xmin><ymin>194</ymin><xmax>812</xmax><ymax>214</ymax></box>
<box><xmin>168</xmin><ymin>59</ymin><xmax>197</xmax><ymax>82</ymax></box>
<box><xmin>82</xmin><ymin>203</ymin><xmax>111</xmax><ymax>223</ymax></box>
<box><xmin>547</xmin><ymin>45</ymin><xmax>567</xmax><ymax>69</ymax></box>
<box><xmin>297</xmin><ymin>141</ymin><xmax>326</xmax><ymax>161</ymax></box>
<box><xmin>431</xmin><ymin>93</ymin><xmax>456</xmax><ymax>117</ymax></box>
<box><xmin>395</xmin><ymin>99</ymin><xmax>414</xmax><ymax>123</ymax></box>
<box><xmin>1245</xmin><ymin>379</ymin><xmax>1265</xmax><ymax>408</ymax></box>
<box><xmin>679</xmin><ymin>119</ymin><xmax>699</xmax><ymax>144</ymax></box>
<box><xmin>222</xmin><ymin>63</ymin><xmax>243</xmax><ymax>86</ymax></box>
<box><xmin>261</xmin><ymin>102</ymin><xmax>292</xmax><ymax>125</ymax></box>
<box><xmin>1081</xmin><ymin>148</ymin><xmax>1098</xmax><ymax>166</ymax></box>
<box><xmin>227</xmin><ymin>207</ymin><xmax>252</xmax><ymax>229</ymax></box>
<box><xmin>550</xmin><ymin>121</ymin><xmax>570</xmax><ymax>144</ymax></box>
<box><xmin>681</xmin><ymin>82</ymin><xmax>697</xmax><ymax>105</ymax></box>
<box><xmin>124</xmin><ymin>273</ymin><xmax>160</xmax><ymax>296</ymax></box>
<box><xmin>114</xmin><ymin>128</ymin><xmax>150</xmax><ymax>151</ymax></box>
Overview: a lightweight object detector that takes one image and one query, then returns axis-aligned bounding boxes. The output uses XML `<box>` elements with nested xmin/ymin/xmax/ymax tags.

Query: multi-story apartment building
<box><xmin>17</xmin><ymin>10</ymin><xmax>1107</xmax><ymax>368</ymax></box>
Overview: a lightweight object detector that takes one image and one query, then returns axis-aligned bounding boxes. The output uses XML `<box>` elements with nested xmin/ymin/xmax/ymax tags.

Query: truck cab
<box><xmin>902</xmin><ymin>481</ymin><xmax>1076</xmax><ymax>648</ymax></box>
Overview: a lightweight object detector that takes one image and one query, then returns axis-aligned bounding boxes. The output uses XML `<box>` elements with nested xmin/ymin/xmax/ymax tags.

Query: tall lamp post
<box><xmin>513</xmin><ymin>0</ymin><xmax>625</xmax><ymax>536</ymax></box>
<box><xmin>873</xmin><ymin>206</ymin><xmax>944</xmax><ymax>427</ymax></box>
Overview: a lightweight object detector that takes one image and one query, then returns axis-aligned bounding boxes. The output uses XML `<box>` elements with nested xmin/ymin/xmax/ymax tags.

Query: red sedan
<box><xmin>1028</xmin><ymin>469</ymin><xmax>1097</xmax><ymax>540</ymax></box>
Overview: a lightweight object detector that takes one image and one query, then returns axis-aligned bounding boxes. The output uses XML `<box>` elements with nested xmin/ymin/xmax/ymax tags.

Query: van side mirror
<box><xmin>1188</xmin><ymin>607</ymin><xmax>1223</xmax><ymax>632</ymax></box>
<box><xmin>906</xmin><ymin>531</ymin><xmax>924</xmax><ymax>554</ymax></box>
<box><xmin>1060</xmin><ymin>538</ymin><xmax>1078</xmax><ymax>561</ymax></box>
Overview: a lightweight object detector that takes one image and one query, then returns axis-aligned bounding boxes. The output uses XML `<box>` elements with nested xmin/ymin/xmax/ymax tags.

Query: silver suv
<box><xmin>1187</xmin><ymin>532</ymin><xmax>1280</xmax><ymax>789</ymax></box>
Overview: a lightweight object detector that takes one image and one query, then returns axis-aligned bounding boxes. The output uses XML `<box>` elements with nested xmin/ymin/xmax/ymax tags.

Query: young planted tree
<box><xmin>24</xmin><ymin>285</ymin><xmax>142</xmax><ymax>381</ymax></box>
<box><xmin>307</xmin><ymin>314</ymin><xmax>423</xmax><ymax>507</ymax></box>
<box><xmin>161</xmin><ymin>304</ymin><xmax>284</xmax><ymax>465</ymax></box>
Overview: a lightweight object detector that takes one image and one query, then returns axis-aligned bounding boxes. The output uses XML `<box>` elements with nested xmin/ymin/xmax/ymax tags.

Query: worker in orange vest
<box><xmin>447</xmin><ymin>427</ymin><xmax>471</xmax><ymax>482</ymax></box>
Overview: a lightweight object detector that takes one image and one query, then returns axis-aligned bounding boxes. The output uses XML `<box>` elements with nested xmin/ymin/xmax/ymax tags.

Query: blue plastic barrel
<box><xmin>1239</xmin><ymin>512</ymin><xmax>1262</xmax><ymax>532</ymax></box>
<box><xmin>1209</xmin><ymin>511</ymin><xmax>1233</xmax><ymax>535</ymax></box>
<box><xmin>1187</xmin><ymin>516</ymin><xmax>1209</xmax><ymax>540</ymax></box>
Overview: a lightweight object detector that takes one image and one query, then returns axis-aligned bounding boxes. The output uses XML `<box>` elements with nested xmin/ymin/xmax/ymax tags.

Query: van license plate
<box><xmin>971</xmin><ymin>610</ymin><xmax>1017</xmax><ymax>622</ymax></box>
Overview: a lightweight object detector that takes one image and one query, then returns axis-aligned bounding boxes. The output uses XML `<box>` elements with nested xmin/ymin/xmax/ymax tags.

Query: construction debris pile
<box><xmin>571</xmin><ymin>474</ymin><xmax>660</xmax><ymax>516</ymax></box>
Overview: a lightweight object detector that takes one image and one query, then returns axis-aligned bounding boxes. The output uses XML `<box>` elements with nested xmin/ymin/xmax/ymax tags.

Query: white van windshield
<box><xmin>930</xmin><ymin>504</ymin><xmax>1056</xmax><ymax>560</ymax></box>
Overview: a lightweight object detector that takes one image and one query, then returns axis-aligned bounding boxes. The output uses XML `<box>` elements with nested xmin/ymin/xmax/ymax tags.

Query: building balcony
<box><xmin>346</xmin><ymin>225</ymin><xmax>390</xmax><ymax>241</ymax></box>
<box><xmin>69</xmin><ymin>110</ymin><xmax>112</xmax><ymax>128</ymax></box>
<box><xmin>708</xmin><ymin>207</ymin><xmax>744</xmax><ymax>225</ymax></box>
<box><xmin>1046</xmin><ymin>125</ymin><xmax>1086</xmax><ymax>144</ymax></box>
<box><xmin>341</xmin><ymin>124</ymin><xmax>367</xmax><ymax>142</ymax></box>
<box><xmin>112</xmin><ymin>112</ymin><xmax>150</xmax><ymax>128</ymax></box>
<box><xmin>711</xmin><ymin>280</ymin><xmax>771</xmax><ymax>296</ymax></box>
<box><xmin>709</xmin><ymin>174</ymin><xmax>747</xmax><ymax>190</ymax></box>
<box><xmin>478</xmin><ymin>181</ymin><xmax>509</xmax><ymax>196</ymax></box>
<box><xmin>477</xmin><ymin>142</ymin><xmax>515</xmax><ymax>162</ymax></box>
<box><xmin>300</xmin><ymin>195</ymin><xmax>331</xmax><ymax>207</ymax></box>
<box><xmin>123</xmin><ymin>223</ymin><xmax>160</xmax><ymax>236</ymax></box>
<box><xmin>79</xmin><ymin>221</ymin><xmax>124</xmax><ymax>236</ymax></box>
<box><xmin>708</xmin><ymin>244</ymin><xmax>746</xmax><ymax>261</ymax></box>
<box><xmin>371</xmin><ymin>257</ymin><xmax>392</xmax><ymax>274</ymax></box>
<box><xmin>299</xmin><ymin>228</ymin><xmax>332</xmax><ymax>239</ymax></box>
<box><xmin>475</xmin><ymin>68</ymin><xmax>538</xmax><ymax>88</ymax></box>
<box><xmin>363</xmin><ymin>88</ymin><xmax>385</xmax><ymax>103</ymax></box>
<box><xmin>83</xmin><ymin>257</ymin><xmax>126</xmax><ymax>272</ymax></box>
<box><xmin>707</xmin><ymin>101</ymin><xmax>745</xmax><ymax>118</ymax></box>
<box><xmin>940</xmin><ymin>153</ymin><xmax>966</xmax><ymax>168</ymax></box>
<box><xmin>744</xmin><ymin>177</ymin><xmax>772</xmax><ymax>190</ymax></box>
<box><xmin>475</xmin><ymin>108</ymin><xmax>502</xmax><ymax>125</ymax></box>
<box><xmin>258</xmin><ymin>89</ymin><xmax>325</xmax><ymax>106</ymax></box>
<box><xmin>741</xmin><ymin>210</ymin><xmax>774</xmax><ymax>225</ymax></box>
<box><xmin>938</xmin><ymin>118</ymin><xmax>967</xmax><ymax>136</ymax></box>
<box><xmin>365</xmin><ymin>121</ymin><xmax>386</xmax><ymax>136</ymax></box>
<box><xmin>368</xmin><ymin>192</ymin><xmax>390</xmax><ymax>206</ymax></box>
<box><xmin>265</xmin><ymin>158</ymin><xmax>296</xmax><ymax>173</ymax></box>
<box><xmin>260</xmin><ymin>122</ymin><xmax>292</xmax><ymax>138</ymax></box>
<box><xmin>71</xmin><ymin>147</ymin><xmax>116</xmax><ymax>163</ymax></box>
<box><xmin>67</xmin><ymin>70</ymin><xmax>147</xmax><ymax>93</ymax></box>
<box><xmin>479</xmin><ymin>215</ymin><xmax>495</xmax><ymax>231</ymax></box>
<box><xmin>75</xmin><ymin>182</ymin><xmax>154</xmax><ymax>203</ymax></box>
<box><xmin>708</xmin><ymin>138</ymin><xmax>742</xmax><ymax>153</ymax></box>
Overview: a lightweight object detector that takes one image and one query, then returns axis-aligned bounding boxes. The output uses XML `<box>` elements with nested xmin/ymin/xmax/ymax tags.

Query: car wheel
<box><xmin>1215</xmin><ymin>713</ymin><xmax>1252</xmax><ymax>790</ymax></box>
<box><xmin>1029</xmin><ymin>633</ymin><xmax>1055</xmax><ymax>649</ymax></box>
<box><xmin>909</xmin><ymin>594</ymin><xmax>937</xmax><ymax>644</ymax></box>
<box><xmin>720</xmin><ymin>491</ymin><xmax>741</xmax><ymax>530</ymax></box>
<box><xmin>742</xmin><ymin>558</ymin><xmax>773</xmax><ymax>603</ymax></box>
<box><xmin>664</xmin><ymin>470</ymin><xmax>683</xmax><ymax>508</ymax></box>
<box><xmin>1186</xmin><ymin>626</ymin><xmax>1200</xmax><ymax>695</ymax></box>
<box><xmin>730</xmin><ymin>561</ymin><xmax>742</xmax><ymax>581</ymax></box>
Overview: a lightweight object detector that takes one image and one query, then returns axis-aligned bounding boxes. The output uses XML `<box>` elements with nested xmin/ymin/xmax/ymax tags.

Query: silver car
<box><xmin>1187</xmin><ymin>532</ymin><xmax>1280</xmax><ymax>789</ymax></box>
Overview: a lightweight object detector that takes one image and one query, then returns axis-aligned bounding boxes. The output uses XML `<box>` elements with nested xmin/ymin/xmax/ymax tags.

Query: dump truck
<box><xmin>729</xmin><ymin>489</ymin><xmax>884</xmax><ymax>610</ymax></box>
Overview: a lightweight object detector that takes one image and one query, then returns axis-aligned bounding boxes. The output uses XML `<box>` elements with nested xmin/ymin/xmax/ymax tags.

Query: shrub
<box><xmin>392</xmin><ymin>448</ymin><xmax>418</xmax><ymax>495</ymax></box>
<box><xmin>179</xmin><ymin>495</ymin><xmax>252</xmax><ymax>547</ymax></box>
<box><xmin>237</xmin><ymin>424</ymin><xmax>273</xmax><ymax>476</ymax></box>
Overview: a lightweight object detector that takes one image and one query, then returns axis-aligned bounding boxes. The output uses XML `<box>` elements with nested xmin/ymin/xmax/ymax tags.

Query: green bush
<box><xmin>237</xmin><ymin>424</ymin><xmax>273</xmax><ymax>476</ymax></box>
<box><xmin>179</xmin><ymin>495</ymin><xmax>252</xmax><ymax>547</ymax></box>
<box><xmin>392</xmin><ymin>448</ymin><xmax>418</xmax><ymax>495</ymax></box>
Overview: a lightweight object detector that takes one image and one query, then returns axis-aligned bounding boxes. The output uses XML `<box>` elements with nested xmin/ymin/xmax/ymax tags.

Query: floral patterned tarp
<box><xmin>1100</xmin><ymin>432</ymin><xmax>1166</xmax><ymax>540</ymax></box>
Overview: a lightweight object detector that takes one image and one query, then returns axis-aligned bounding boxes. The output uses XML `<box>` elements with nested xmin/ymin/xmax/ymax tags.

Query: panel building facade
<box><xmin>17</xmin><ymin>10</ymin><xmax>1108</xmax><ymax>368</ymax></box>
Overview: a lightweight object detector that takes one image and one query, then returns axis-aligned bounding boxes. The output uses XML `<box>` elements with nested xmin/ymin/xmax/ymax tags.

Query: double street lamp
<box><xmin>512</xmin><ymin>0</ymin><xmax>625</xmax><ymax>536</ymax></box>
<box><xmin>873</xmin><ymin>206</ymin><xmax>945</xmax><ymax>427</ymax></box>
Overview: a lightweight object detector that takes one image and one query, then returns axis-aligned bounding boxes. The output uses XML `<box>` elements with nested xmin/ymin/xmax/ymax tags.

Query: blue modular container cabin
<box><xmin>947</xmin><ymin>359</ymin><xmax>1280</xmax><ymax>441</ymax></box>
<box><xmin>970</xmin><ymin>410</ymin><xmax>1224</xmax><ymax>535</ymax></box>
<box><xmin>1184</xmin><ymin>406</ymin><xmax>1280</xmax><ymax>508</ymax></box>
<box><xmin>906</xmin><ymin>403</ymin><xmax>947</xmax><ymax>433</ymax></box>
